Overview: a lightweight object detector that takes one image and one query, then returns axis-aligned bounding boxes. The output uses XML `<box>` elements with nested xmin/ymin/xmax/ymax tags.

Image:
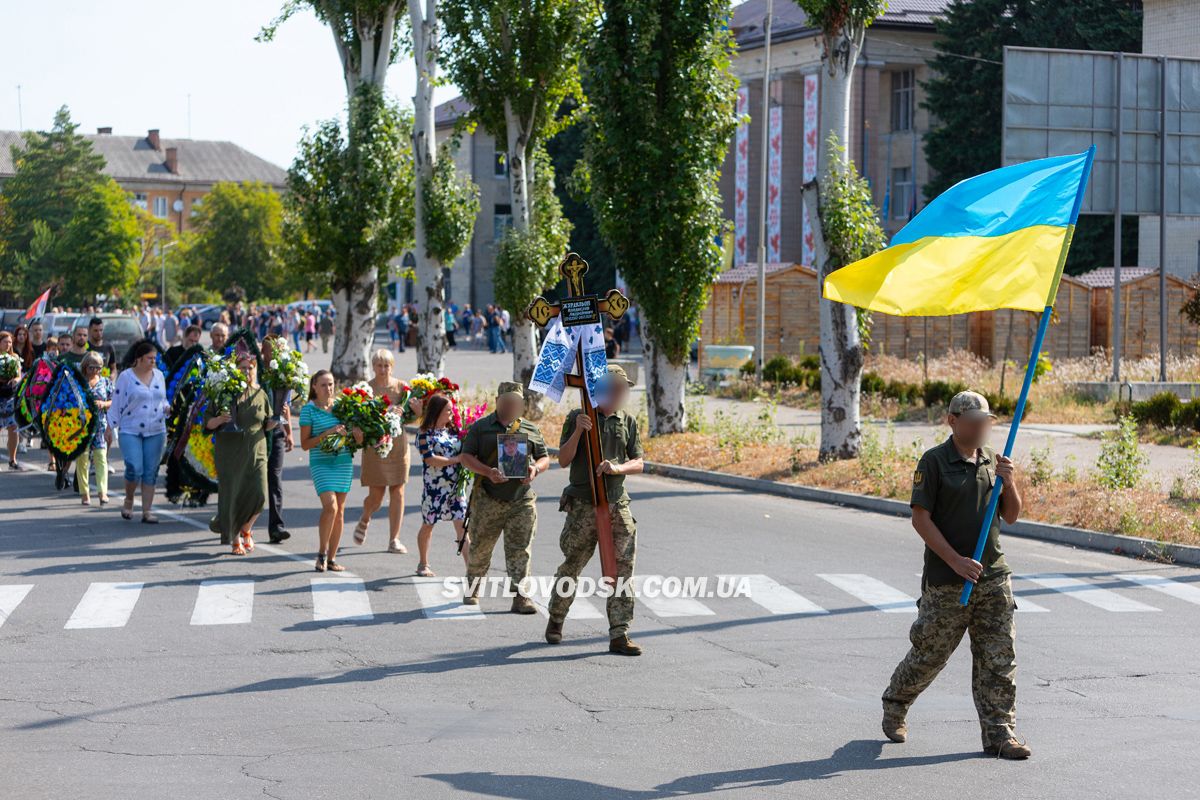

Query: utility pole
<box><xmin>755</xmin><ymin>0</ymin><xmax>773</xmax><ymax>383</ymax></box>
<box><xmin>16</xmin><ymin>84</ymin><xmax>23</xmax><ymax>130</ymax></box>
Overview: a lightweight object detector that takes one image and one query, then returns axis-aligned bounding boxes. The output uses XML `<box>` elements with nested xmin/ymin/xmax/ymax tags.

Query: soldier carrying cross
<box><xmin>527</xmin><ymin>253</ymin><xmax>645</xmax><ymax>656</ymax></box>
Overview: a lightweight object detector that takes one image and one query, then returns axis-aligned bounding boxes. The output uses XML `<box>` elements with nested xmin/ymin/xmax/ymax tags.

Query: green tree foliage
<box><xmin>55</xmin><ymin>179</ymin><xmax>142</xmax><ymax>302</ymax></box>
<box><xmin>493</xmin><ymin>147</ymin><xmax>572</xmax><ymax>314</ymax></box>
<box><xmin>181</xmin><ymin>181</ymin><xmax>289</xmax><ymax>301</ymax></box>
<box><xmin>923</xmin><ymin>0</ymin><xmax>1142</xmax><ymax>272</ymax></box>
<box><xmin>586</xmin><ymin>1</ymin><xmax>739</xmax><ymax>386</ymax></box>
<box><xmin>421</xmin><ymin>143</ymin><xmax>480</xmax><ymax>265</ymax></box>
<box><xmin>283</xmin><ymin>86</ymin><xmax>414</xmax><ymax>292</ymax></box>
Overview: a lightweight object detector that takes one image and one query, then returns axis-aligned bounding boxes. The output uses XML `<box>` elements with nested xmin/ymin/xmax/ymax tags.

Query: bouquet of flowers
<box><xmin>203</xmin><ymin>353</ymin><xmax>248</xmax><ymax>428</ymax></box>
<box><xmin>453</xmin><ymin>401</ymin><xmax>488</xmax><ymax>436</ymax></box>
<box><xmin>0</xmin><ymin>352</ymin><xmax>19</xmax><ymax>383</ymax></box>
<box><xmin>321</xmin><ymin>382</ymin><xmax>392</xmax><ymax>457</ymax></box>
<box><xmin>261</xmin><ymin>341</ymin><xmax>309</xmax><ymax>420</ymax></box>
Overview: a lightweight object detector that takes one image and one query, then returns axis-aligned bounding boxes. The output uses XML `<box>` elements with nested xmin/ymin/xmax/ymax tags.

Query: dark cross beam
<box><xmin>527</xmin><ymin>253</ymin><xmax>630</xmax><ymax>582</ymax></box>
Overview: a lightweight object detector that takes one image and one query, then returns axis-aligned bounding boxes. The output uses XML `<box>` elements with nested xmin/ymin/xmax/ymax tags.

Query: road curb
<box><xmin>642</xmin><ymin>461</ymin><xmax>1200</xmax><ymax>568</ymax></box>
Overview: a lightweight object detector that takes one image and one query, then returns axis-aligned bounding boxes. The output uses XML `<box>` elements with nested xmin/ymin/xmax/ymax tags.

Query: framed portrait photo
<box><xmin>496</xmin><ymin>433</ymin><xmax>530</xmax><ymax>479</ymax></box>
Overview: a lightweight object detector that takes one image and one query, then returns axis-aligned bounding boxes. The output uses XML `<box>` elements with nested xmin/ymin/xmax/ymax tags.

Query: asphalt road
<box><xmin>3</xmin><ymin>431</ymin><xmax>1199</xmax><ymax>799</ymax></box>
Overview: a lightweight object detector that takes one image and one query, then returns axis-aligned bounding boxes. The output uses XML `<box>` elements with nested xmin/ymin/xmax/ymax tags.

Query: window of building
<box><xmin>493</xmin><ymin>204</ymin><xmax>513</xmax><ymax>243</ymax></box>
<box><xmin>153</xmin><ymin>196</ymin><xmax>168</xmax><ymax>218</ymax></box>
<box><xmin>493</xmin><ymin>143</ymin><xmax>507</xmax><ymax>177</ymax></box>
<box><xmin>891</xmin><ymin>167</ymin><xmax>913</xmax><ymax>220</ymax></box>
<box><xmin>190</xmin><ymin>197</ymin><xmax>203</xmax><ymax>216</ymax></box>
<box><xmin>134</xmin><ymin>192</ymin><xmax>148</xmax><ymax>211</ymax></box>
<box><xmin>890</xmin><ymin>70</ymin><xmax>914</xmax><ymax>132</ymax></box>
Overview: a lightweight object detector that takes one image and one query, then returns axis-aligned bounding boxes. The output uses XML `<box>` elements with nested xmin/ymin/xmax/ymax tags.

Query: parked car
<box><xmin>71</xmin><ymin>313</ymin><xmax>144</xmax><ymax>364</ymax></box>
<box><xmin>185</xmin><ymin>305</ymin><xmax>223</xmax><ymax>330</ymax></box>
<box><xmin>0</xmin><ymin>309</ymin><xmax>28</xmax><ymax>332</ymax></box>
<box><xmin>42</xmin><ymin>312</ymin><xmax>78</xmax><ymax>338</ymax></box>
<box><xmin>287</xmin><ymin>299</ymin><xmax>333</xmax><ymax>317</ymax></box>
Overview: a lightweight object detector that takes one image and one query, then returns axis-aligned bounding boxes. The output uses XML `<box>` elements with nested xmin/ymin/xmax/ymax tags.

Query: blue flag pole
<box><xmin>959</xmin><ymin>144</ymin><xmax>1095</xmax><ymax>606</ymax></box>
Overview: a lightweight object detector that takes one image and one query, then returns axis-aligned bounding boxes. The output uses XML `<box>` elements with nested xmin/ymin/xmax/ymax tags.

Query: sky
<box><xmin>0</xmin><ymin>0</ymin><xmax>461</xmax><ymax>168</ymax></box>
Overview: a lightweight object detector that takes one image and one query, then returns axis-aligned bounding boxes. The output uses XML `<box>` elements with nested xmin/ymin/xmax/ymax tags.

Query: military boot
<box><xmin>608</xmin><ymin>635</ymin><xmax>642</xmax><ymax>656</ymax></box>
<box><xmin>984</xmin><ymin>737</ymin><xmax>1032</xmax><ymax>760</ymax></box>
<box><xmin>511</xmin><ymin>594</ymin><xmax>537</xmax><ymax>614</ymax></box>
<box><xmin>545</xmin><ymin>619</ymin><xmax>563</xmax><ymax>644</ymax></box>
<box><xmin>462</xmin><ymin>586</ymin><xmax>480</xmax><ymax>606</ymax></box>
<box><xmin>882</xmin><ymin>714</ymin><xmax>908</xmax><ymax>743</ymax></box>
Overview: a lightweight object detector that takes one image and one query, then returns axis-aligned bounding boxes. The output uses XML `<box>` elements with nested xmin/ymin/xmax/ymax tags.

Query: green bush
<box><xmin>762</xmin><ymin>355</ymin><xmax>793</xmax><ymax>384</ymax></box>
<box><xmin>739</xmin><ymin>359</ymin><xmax>755</xmax><ymax>377</ymax></box>
<box><xmin>797</xmin><ymin>354</ymin><xmax>820</xmax><ymax>370</ymax></box>
<box><xmin>883</xmin><ymin>380</ymin><xmax>921</xmax><ymax>405</ymax></box>
<box><xmin>860</xmin><ymin>371</ymin><xmax>886</xmax><ymax>394</ymax></box>
<box><xmin>982</xmin><ymin>392</ymin><xmax>1033</xmax><ymax>421</ymax></box>
<box><xmin>1130</xmin><ymin>392</ymin><xmax>1181</xmax><ymax>429</ymax></box>
<box><xmin>1095</xmin><ymin>416</ymin><xmax>1148</xmax><ymax>490</ymax></box>
<box><xmin>799</xmin><ymin>368</ymin><xmax>820</xmax><ymax>391</ymax></box>
<box><xmin>1173</xmin><ymin>398</ymin><xmax>1200</xmax><ymax>432</ymax></box>
<box><xmin>922</xmin><ymin>380</ymin><xmax>969</xmax><ymax>408</ymax></box>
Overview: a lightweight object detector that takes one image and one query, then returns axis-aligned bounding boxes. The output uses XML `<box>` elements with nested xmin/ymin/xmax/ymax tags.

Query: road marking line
<box><xmin>65</xmin><ymin>582</ymin><xmax>144</xmax><ymax>629</ymax></box>
<box><xmin>817</xmin><ymin>574</ymin><xmax>917</xmax><ymax>613</ymax></box>
<box><xmin>719</xmin><ymin>574</ymin><xmax>828</xmax><ymax>615</ymax></box>
<box><xmin>1114</xmin><ymin>574</ymin><xmax>1200</xmax><ymax>606</ymax></box>
<box><xmin>158</xmin><ymin>510</ymin><xmax>358</xmax><ymax>577</ymax></box>
<box><xmin>632</xmin><ymin>575</ymin><xmax>716</xmax><ymax>617</ymax></box>
<box><xmin>1019</xmin><ymin>574</ymin><xmax>1160</xmax><ymax>612</ymax></box>
<box><xmin>1013</xmin><ymin>593</ymin><xmax>1050</xmax><ymax>613</ymax></box>
<box><xmin>0</xmin><ymin>585</ymin><xmax>34</xmax><ymax>627</ymax></box>
<box><xmin>411</xmin><ymin>577</ymin><xmax>485</xmax><ymax>620</ymax></box>
<box><xmin>524</xmin><ymin>577</ymin><xmax>604</xmax><ymax>620</ymax></box>
<box><xmin>190</xmin><ymin>579</ymin><xmax>254</xmax><ymax>626</ymax></box>
<box><xmin>310</xmin><ymin>578</ymin><xmax>373</xmax><ymax>621</ymax></box>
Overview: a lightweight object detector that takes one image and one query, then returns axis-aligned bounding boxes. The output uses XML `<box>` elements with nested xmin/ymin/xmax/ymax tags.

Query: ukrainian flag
<box><xmin>823</xmin><ymin>147</ymin><xmax>1095</xmax><ymax>316</ymax></box>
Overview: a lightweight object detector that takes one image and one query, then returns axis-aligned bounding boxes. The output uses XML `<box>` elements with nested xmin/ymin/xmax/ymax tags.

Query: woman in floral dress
<box><xmin>414</xmin><ymin>393</ymin><xmax>469</xmax><ymax>577</ymax></box>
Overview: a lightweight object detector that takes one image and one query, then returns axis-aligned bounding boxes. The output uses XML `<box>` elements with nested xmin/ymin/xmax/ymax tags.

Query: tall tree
<box><xmin>795</xmin><ymin>0</ymin><xmax>886</xmax><ymax>460</ymax></box>
<box><xmin>923</xmin><ymin>0</ymin><xmax>1142</xmax><ymax>273</ymax></box>
<box><xmin>587</xmin><ymin>0</ymin><xmax>739</xmax><ymax>434</ymax></box>
<box><xmin>283</xmin><ymin>90</ymin><xmax>415</xmax><ymax>378</ymax></box>
<box><xmin>261</xmin><ymin>1</ymin><xmax>408</xmax><ymax>380</ymax></box>
<box><xmin>442</xmin><ymin>0</ymin><xmax>596</xmax><ymax>401</ymax></box>
<box><xmin>181</xmin><ymin>182</ymin><xmax>288</xmax><ymax>301</ymax></box>
<box><xmin>55</xmin><ymin>178</ymin><xmax>143</xmax><ymax>304</ymax></box>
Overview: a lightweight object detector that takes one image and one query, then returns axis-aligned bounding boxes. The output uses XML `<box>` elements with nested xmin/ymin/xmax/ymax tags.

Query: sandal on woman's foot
<box><xmin>241</xmin><ymin>533</ymin><xmax>255</xmax><ymax>553</ymax></box>
<box><xmin>326</xmin><ymin>559</ymin><xmax>346</xmax><ymax>573</ymax></box>
<box><xmin>353</xmin><ymin>519</ymin><xmax>369</xmax><ymax>546</ymax></box>
<box><xmin>315</xmin><ymin>554</ymin><xmax>327</xmax><ymax>572</ymax></box>
<box><xmin>81</xmin><ymin>495</ymin><xmax>90</xmax><ymax>506</ymax></box>
<box><xmin>388</xmin><ymin>540</ymin><xmax>407</xmax><ymax>554</ymax></box>
<box><xmin>141</xmin><ymin>513</ymin><xmax>159</xmax><ymax>524</ymax></box>
<box><xmin>121</xmin><ymin>502</ymin><xmax>133</xmax><ymax>520</ymax></box>
<box><xmin>99</xmin><ymin>495</ymin><xmax>109</xmax><ymax>506</ymax></box>
<box><xmin>231</xmin><ymin>540</ymin><xmax>247</xmax><ymax>555</ymax></box>
<box><xmin>416</xmin><ymin>563</ymin><xmax>436</xmax><ymax>577</ymax></box>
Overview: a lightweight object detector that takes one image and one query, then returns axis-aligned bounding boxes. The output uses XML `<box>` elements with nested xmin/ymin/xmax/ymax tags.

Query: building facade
<box><xmin>0</xmin><ymin>126</ymin><xmax>287</xmax><ymax>236</ymax></box>
<box><xmin>721</xmin><ymin>0</ymin><xmax>949</xmax><ymax>270</ymax></box>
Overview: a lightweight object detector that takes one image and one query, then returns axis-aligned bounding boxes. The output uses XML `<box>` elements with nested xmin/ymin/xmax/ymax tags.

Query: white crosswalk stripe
<box><xmin>190</xmin><ymin>580</ymin><xmax>255</xmax><ymax>626</ymax></box>
<box><xmin>524</xmin><ymin>577</ymin><xmax>604</xmax><ymax>620</ymax></box>
<box><xmin>818</xmin><ymin>574</ymin><xmax>917</xmax><ymax>613</ymax></box>
<box><xmin>1019</xmin><ymin>574</ymin><xmax>1160</xmax><ymax>612</ymax></box>
<box><xmin>310</xmin><ymin>578</ymin><xmax>373</xmax><ymax>622</ymax></box>
<box><xmin>412</xmin><ymin>576</ymin><xmax>484</xmax><ymax>620</ymax></box>
<box><xmin>632</xmin><ymin>575</ymin><xmax>716</xmax><ymax>617</ymax></box>
<box><xmin>719</xmin><ymin>574</ymin><xmax>828</xmax><ymax>615</ymax></box>
<box><xmin>65</xmin><ymin>582</ymin><xmax>144</xmax><ymax>629</ymax></box>
<box><xmin>0</xmin><ymin>584</ymin><xmax>34</xmax><ymax>627</ymax></box>
<box><xmin>1114</xmin><ymin>574</ymin><xmax>1200</xmax><ymax>606</ymax></box>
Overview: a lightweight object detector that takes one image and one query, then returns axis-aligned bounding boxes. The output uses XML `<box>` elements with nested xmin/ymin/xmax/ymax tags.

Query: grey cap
<box><xmin>949</xmin><ymin>390</ymin><xmax>996</xmax><ymax>419</ymax></box>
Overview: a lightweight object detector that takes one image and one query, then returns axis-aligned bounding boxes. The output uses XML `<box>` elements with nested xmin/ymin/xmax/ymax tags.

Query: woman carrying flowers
<box><xmin>413</xmin><ymin>393</ymin><xmax>470</xmax><ymax>577</ymax></box>
<box><xmin>353</xmin><ymin>349</ymin><xmax>413</xmax><ymax>554</ymax></box>
<box><xmin>300</xmin><ymin>370</ymin><xmax>362</xmax><ymax>572</ymax></box>
<box><xmin>0</xmin><ymin>331</ymin><xmax>22</xmax><ymax>471</ymax></box>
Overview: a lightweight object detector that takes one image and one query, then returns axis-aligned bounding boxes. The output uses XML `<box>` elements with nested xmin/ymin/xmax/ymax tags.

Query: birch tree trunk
<box><xmin>815</xmin><ymin>31</ymin><xmax>864</xmax><ymax>460</ymax></box>
<box><xmin>330</xmin><ymin>268</ymin><xmax>379</xmax><ymax>382</ymax></box>
<box><xmin>410</xmin><ymin>0</ymin><xmax>447</xmax><ymax>376</ymax></box>
<box><xmin>643</xmin><ymin>317</ymin><xmax>688</xmax><ymax>434</ymax></box>
<box><xmin>503</xmin><ymin>99</ymin><xmax>544</xmax><ymax>415</ymax></box>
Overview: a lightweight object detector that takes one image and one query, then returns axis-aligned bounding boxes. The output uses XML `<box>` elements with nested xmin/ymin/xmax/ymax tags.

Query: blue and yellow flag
<box><xmin>823</xmin><ymin>147</ymin><xmax>1095</xmax><ymax>316</ymax></box>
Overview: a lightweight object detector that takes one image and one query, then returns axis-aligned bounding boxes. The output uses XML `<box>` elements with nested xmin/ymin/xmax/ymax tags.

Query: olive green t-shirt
<box><xmin>560</xmin><ymin>408</ymin><xmax>643</xmax><ymax>504</ymax></box>
<box><xmin>460</xmin><ymin>412</ymin><xmax>548</xmax><ymax>502</ymax></box>
<box><xmin>910</xmin><ymin>436</ymin><xmax>1010</xmax><ymax>588</ymax></box>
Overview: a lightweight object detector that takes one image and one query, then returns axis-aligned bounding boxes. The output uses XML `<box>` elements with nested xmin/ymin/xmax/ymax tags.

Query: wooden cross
<box><xmin>527</xmin><ymin>253</ymin><xmax>630</xmax><ymax>582</ymax></box>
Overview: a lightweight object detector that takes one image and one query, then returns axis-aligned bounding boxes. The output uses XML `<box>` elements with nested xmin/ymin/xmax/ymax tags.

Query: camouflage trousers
<box><xmin>466</xmin><ymin>490</ymin><xmax>536</xmax><ymax>591</ymax></box>
<box><xmin>548</xmin><ymin>497</ymin><xmax>637</xmax><ymax>638</ymax></box>
<box><xmin>882</xmin><ymin>574</ymin><xmax>1018</xmax><ymax>748</ymax></box>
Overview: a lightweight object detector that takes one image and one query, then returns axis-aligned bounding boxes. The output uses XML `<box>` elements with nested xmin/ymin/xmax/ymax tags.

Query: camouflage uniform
<box><xmin>548</xmin><ymin>406</ymin><xmax>643</xmax><ymax>638</ymax></box>
<box><xmin>548</xmin><ymin>497</ymin><xmax>637</xmax><ymax>637</ymax></box>
<box><xmin>466</xmin><ymin>489</ymin><xmax>537</xmax><ymax>590</ymax></box>
<box><xmin>882</xmin><ymin>575</ymin><xmax>1018</xmax><ymax>749</ymax></box>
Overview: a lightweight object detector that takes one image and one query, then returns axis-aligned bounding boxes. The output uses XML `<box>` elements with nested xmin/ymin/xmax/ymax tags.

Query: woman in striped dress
<box><xmin>299</xmin><ymin>370</ymin><xmax>361</xmax><ymax>572</ymax></box>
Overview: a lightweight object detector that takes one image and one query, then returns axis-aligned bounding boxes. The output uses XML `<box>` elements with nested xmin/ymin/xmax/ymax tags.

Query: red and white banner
<box><xmin>767</xmin><ymin>103</ymin><xmax>783</xmax><ymax>263</ymax></box>
<box><xmin>802</xmin><ymin>73</ymin><xmax>819</xmax><ymax>266</ymax></box>
<box><xmin>24</xmin><ymin>287</ymin><xmax>51</xmax><ymax>321</ymax></box>
<box><xmin>734</xmin><ymin>85</ymin><xmax>750</xmax><ymax>266</ymax></box>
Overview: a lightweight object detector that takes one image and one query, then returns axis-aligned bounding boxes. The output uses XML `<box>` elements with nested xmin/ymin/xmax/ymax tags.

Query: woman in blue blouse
<box><xmin>111</xmin><ymin>340</ymin><xmax>169</xmax><ymax>523</ymax></box>
<box><xmin>299</xmin><ymin>370</ymin><xmax>361</xmax><ymax>572</ymax></box>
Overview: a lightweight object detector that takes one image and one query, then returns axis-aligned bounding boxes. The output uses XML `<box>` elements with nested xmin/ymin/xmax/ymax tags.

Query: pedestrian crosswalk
<box><xmin>1</xmin><ymin>572</ymin><xmax>1198</xmax><ymax>632</ymax></box>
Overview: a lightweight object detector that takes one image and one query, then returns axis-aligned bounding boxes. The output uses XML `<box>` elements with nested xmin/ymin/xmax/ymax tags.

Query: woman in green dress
<box><xmin>205</xmin><ymin>352</ymin><xmax>277</xmax><ymax>555</ymax></box>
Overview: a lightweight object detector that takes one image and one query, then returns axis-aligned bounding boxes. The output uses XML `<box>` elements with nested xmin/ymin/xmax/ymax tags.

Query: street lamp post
<box><xmin>755</xmin><ymin>0</ymin><xmax>774</xmax><ymax>384</ymax></box>
<box><xmin>160</xmin><ymin>240</ymin><xmax>178</xmax><ymax>309</ymax></box>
